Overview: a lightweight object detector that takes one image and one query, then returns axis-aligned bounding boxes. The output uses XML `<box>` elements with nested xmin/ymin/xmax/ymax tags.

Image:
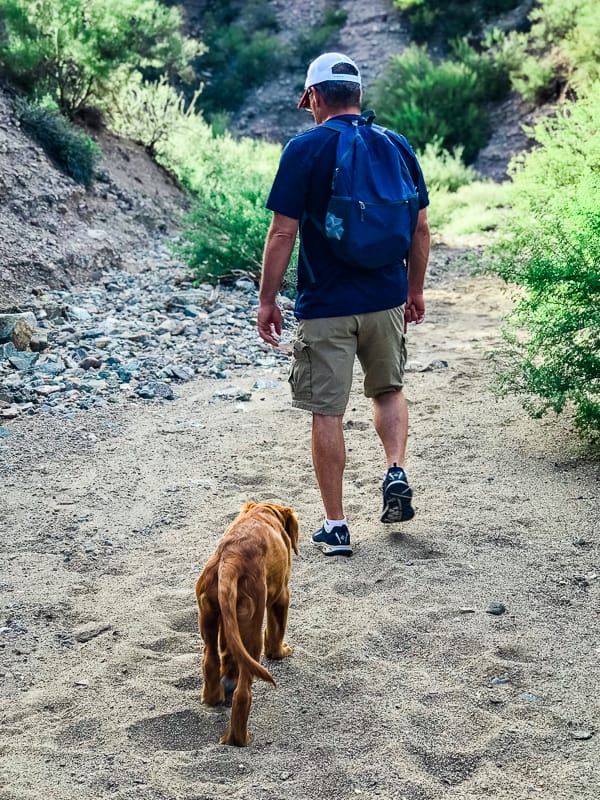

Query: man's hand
<box><xmin>257</xmin><ymin>212</ymin><xmax>298</xmax><ymax>347</ymax></box>
<box><xmin>257</xmin><ymin>301</ymin><xmax>283</xmax><ymax>346</ymax></box>
<box><xmin>404</xmin><ymin>291</ymin><xmax>425</xmax><ymax>332</ymax></box>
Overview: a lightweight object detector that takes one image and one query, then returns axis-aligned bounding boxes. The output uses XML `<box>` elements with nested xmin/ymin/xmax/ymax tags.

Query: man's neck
<box><xmin>323</xmin><ymin>106</ymin><xmax>361</xmax><ymax>122</ymax></box>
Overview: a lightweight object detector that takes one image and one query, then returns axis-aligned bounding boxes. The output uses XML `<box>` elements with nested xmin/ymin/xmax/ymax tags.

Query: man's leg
<box><xmin>312</xmin><ymin>413</ymin><xmax>345</xmax><ymax>520</ymax></box>
<box><xmin>373</xmin><ymin>390</ymin><xmax>414</xmax><ymax>523</ymax></box>
<box><xmin>373</xmin><ymin>390</ymin><xmax>409</xmax><ymax>468</ymax></box>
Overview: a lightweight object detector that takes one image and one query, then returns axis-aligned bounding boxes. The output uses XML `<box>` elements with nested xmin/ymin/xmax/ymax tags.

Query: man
<box><xmin>257</xmin><ymin>52</ymin><xmax>430</xmax><ymax>557</ymax></box>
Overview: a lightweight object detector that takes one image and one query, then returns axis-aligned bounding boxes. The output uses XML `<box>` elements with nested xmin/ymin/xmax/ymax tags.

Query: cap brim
<box><xmin>297</xmin><ymin>88</ymin><xmax>311</xmax><ymax>109</ymax></box>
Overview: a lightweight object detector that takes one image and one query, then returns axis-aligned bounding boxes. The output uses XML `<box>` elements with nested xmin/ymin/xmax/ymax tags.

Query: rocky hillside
<box><xmin>0</xmin><ymin>0</ymin><xmax>538</xmax><ymax>311</ymax></box>
<box><xmin>0</xmin><ymin>84</ymin><xmax>188</xmax><ymax>310</ymax></box>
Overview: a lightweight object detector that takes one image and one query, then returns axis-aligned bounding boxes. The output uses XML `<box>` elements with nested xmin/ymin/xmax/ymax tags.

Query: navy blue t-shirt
<box><xmin>266</xmin><ymin>114</ymin><xmax>429</xmax><ymax>320</ymax></box>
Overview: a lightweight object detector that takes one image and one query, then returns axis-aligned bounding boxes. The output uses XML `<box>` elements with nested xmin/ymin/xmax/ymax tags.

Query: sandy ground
<box><xmin>0</xmin><ymin>270</ymin><xmax>598</xmax><ymax>800</ymax></box>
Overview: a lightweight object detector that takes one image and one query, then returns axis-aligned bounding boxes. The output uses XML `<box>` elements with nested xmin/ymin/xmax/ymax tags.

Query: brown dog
<box><xmin>195</xmin><ymin>501</ymin><xmax>299</xmax><ymax>746</ymax></box>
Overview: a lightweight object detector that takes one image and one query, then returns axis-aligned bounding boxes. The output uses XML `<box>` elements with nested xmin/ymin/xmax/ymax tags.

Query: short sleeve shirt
<box><xmin>266</xmin><ymin>114</ymin><xmax>429</xmax><ymax>320</ymax></box>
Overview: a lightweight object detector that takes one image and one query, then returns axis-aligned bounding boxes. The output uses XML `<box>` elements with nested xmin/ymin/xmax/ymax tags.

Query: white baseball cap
<box><xmin>297</xmin><ymin>52</ymin><xmax>362</xmax><ymax>109</ymax></box>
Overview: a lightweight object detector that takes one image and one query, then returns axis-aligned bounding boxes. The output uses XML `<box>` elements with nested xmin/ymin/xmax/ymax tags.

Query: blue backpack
<box><xmin>309</xmin><ymin>113</ymin><xmax>419</xmax><ymax>271</ymax></box>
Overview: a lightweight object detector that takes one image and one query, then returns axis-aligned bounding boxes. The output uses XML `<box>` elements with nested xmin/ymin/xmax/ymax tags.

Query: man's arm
<box><xmin>405</xmin><ymin>207</ymin><xmax>430</xmax><ymax>329</ymax></box>
<box><xmin>257</xmin><ymin>212</ymin><xmax>299</xmax><ymax>346</ymax></box>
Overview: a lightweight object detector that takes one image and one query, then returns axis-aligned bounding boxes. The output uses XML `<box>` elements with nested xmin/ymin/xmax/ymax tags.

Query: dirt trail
<box><xmin>1</xmin><ymin>268</ymin><xmax>598</xmax><ymax>800</ymax></box>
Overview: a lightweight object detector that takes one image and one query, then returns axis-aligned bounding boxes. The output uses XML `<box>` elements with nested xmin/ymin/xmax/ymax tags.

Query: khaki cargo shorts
<box><xmin>288</xmin><ymin>305</ymin><xmax>407</xmax><ymax>416</ymax></box>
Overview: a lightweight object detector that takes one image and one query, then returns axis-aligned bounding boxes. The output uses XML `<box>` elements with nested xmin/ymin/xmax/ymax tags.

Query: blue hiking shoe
<box><xmin>381</xmin><ymin>463</ymin><xmax>415</xmax><ymax>523</ymax></box>
<box><xmin>311</xmin><ymin>523</ymin><xmax>352</xmax><ymax>556</ymax></box>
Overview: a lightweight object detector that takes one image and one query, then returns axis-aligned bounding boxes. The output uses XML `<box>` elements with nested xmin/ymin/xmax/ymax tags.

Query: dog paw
<box><xmin>220</xmin><ymin>728</ymin><xmax>250</xmax><ymax>747</ymax></box>
<box><xmin>201</xmin><ymin>688</ymin><xmax>225</xmax><ymax>706</ymax></box>
<box><xmin>265</xmin><ymin>642</ymin><xmax>293</xmax><ymax>659</ymax></box>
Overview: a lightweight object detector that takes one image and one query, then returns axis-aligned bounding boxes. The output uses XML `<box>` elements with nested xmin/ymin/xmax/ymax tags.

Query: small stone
<box><xmin>136</xmin><ymin>382</ymin><xmax>175</xmax><ymax>400</ymax></box>
<box><xmin>30</xmin><ymin>331</ymin><xmax>49</xmax><ymax>352</ymax></box>
<box><xmin>420</xmin><ymin>359</ymin><xmax>449</xmax><ymax>371</ymax></box>
<box><xmin>79</xmin><ymin>356</ymin><xmax>103</xmax><ymax>370</ymax></box>
<box><xmin>486</xmin><ymin>602</ymin><xmax>507</xmax><ymax>615</ymax></box>
<box><xmin>569</xmin><ymin>729</ymin><xmax>593</xmax><ymax>740</ymax></box>
<box><xmin>0</xmin><ymin>426</ymin><xmax>13</xmax><ymax>438</ymax></box>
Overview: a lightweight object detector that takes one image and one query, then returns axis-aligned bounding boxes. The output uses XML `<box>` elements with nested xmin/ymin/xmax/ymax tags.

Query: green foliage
<box><xmin>370</xmin><ymin>43</ymin><xmax>509</xmax><ymax>163</ymax></box>
<box><xmin>429</xmin><ymin>179</ymin><xmax>511</xmax><ymax>235</ymax></box>
<box><xmin>18</xmin><ymin>100</ymin><xmax>100</xmax><ymax>185</ymax></box>
<box><xmin>490</xmin><ymin>0</ymin><xmax>600</xmax><ymax>102</ymax></box>
<box><xmin>393</xmin><ymin>0</ymin><xmax>520</xmax><ymax>42</ymax></box>
<box><xmin>167</xmin><ymin>125</ymin><xmax>281</xmax><ymax>284</ymax></box>
<box><xmin>0</xmin><ymin>0</ymin><xmax>199</xmax><ymax>117</ymax></box>
<box><xmin>194</xmin><ymin>2</ymin><xmax>348</xmax><ymax>116</ymax></box>
<box><xmin>416</xmin><ymin>141</ymin><xmax>477</xmax><ymax>192</ymax></box>
<box><xmin>108</xmin><ymin>74</ymin><xmax>202</xmax><ymax>156</ymax></box>
<box><xmin>490</xmin><ymin>86</ymin><xmax>600</xmax><ymax>442</ymax></box>
<box><xmin>193</xmin><ymin>0</ymin><xmax>284</xmax><ymax>115</ymax></box>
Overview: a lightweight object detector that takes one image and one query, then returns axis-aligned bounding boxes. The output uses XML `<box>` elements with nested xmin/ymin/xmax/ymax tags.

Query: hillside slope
<box><xmin>0</xmin><ymin>85</ymin><xmax>188</xmax><ymax>310</ymax></box>
<box><xmin>0</xmin><ymin>0</ymin><xmax>539</xmax><ymax>309</ymax></box>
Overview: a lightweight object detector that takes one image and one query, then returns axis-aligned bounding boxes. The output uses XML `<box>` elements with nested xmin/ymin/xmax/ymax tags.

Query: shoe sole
<box><xmin>312</xmin><ymin>540</ymin><xmax>353</xmax><ymax>557</ymax></box>
<box><xmin>380</xmin><ymin>484</ymin><xmax>415</xmax><ymax>523</ymax></box>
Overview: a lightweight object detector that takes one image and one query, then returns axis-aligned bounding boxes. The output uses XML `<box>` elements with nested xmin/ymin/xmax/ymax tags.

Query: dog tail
<box><xmin>217</xmin><ymin>562</ymin><xmax>275</xmax><ymax>686</ymax></box>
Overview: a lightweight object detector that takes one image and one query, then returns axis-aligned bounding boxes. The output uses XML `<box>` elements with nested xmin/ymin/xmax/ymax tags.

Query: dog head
<box><xmin>240</xmin><ymin>501</ymin><xmax>299</xmax><ymax>555</ymax></box>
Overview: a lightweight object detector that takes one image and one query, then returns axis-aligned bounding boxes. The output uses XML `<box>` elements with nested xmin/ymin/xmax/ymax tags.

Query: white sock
<box><xmin>325</xmin><ymin>517</ymin><xmax>347</xmax><ymax>532</ymax></box>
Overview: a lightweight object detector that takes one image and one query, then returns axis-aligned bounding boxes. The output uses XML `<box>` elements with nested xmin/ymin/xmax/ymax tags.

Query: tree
<box><xmin>0</xmin><ymin>0</ymin><xmax>200</xmax><ymax>117</ymax></box>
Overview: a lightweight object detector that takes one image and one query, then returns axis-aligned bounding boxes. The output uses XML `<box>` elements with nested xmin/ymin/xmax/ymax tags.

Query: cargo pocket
<box><xmin>288</xmin><ymin>339</ymin><xmax>312</xmax><ymax>402</ymax></box>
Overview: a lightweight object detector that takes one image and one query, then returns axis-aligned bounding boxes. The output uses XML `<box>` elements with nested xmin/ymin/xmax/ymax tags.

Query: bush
<box><xmin>491</xmin><ymin>0</ymin><xmax>600</xmax><ymax>102</ymax></box>
<box><xmin>171</xmin><ymin>130</ymin><xmax>281</xmax><ymax>283</ymax></box>
<box><xmin>193</xmin><ymin>0</ymin><xmax>284</xmax><ymax>115</ymax></box>
<box><xmin>393</xmin><ymin>0</ymin><xmax>521</xmax><ymax>42</ymax></box>
<box><xmin>108</xmin><ymin>74</ymin><xmax>202</xmax><ymax>157</ymax></box>
<box><xmin>0</xmin><ymin>0</ymin><xmax>199</xmax><ymax>117</ymax></box>
<box><xmin>490</xmin><ymin>86</ymin><xmax>600</xmax><ymax>442</ymax></box>
<box><xmin>416</xmin><ymin>140</ymin><xmax>477</xmax><ymax>192</ymax></box>
<box><xmin>370</xmin><ymin>43</ymin><xmax>509</xmax><ymax>163</ymax></box>
<box><xmin>18</xmin><ymin>101</ymin><xmax>100</xmax><ymax>185</ymax></box>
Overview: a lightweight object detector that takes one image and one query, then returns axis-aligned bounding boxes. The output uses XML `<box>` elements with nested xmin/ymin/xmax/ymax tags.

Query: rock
<box><xmin>0</xmin><ymin>312</ymin><xmax>37</xmax><ymax>349</ymax></box>
<box><xmin>420</xmin><ymin>360</ymin><xmax>449</xmax><ymax>371</ymax></box>
<box><xmin>7</xmin><ymin>349</ymin><xmax>39</xmax><ymax>371</ymax></box>
<box><xmin>74</xmin><ymin>623</ymin><xmax>112</xmax><ymax>643</ymax></box>
<box><xmin>136</xmin><ymin>382</ymin><xmax>175</xmax><ymax>400</ymax></box>
<box><xmin>29</xmin><ymin>331</ymin><xmax>49</xmax><ymax>352</ymax></box>
<box><xmin>79</xmin><ymin>356</ymin><xmax>103</xmax><ymax>370</ymax></box>
<box><xmin>0</xmin><ymin>426</ymin><xmax>12</xmax><ymax>438</ymax></box>
<box><xmin>569</xmin><ymin>729</ymin><xmax>594</xmax><ymax>741</ymax></box>
<box><xmin>486</xmin><ymin>602</ymin><xmax>507</xmax><ymax>615</ymax></box>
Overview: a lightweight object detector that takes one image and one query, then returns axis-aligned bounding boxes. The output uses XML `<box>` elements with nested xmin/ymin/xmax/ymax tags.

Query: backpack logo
<box><xmin>316</xmin><ymin>116</ymin><xmax>419</xmax><ymax>270</ymax></box>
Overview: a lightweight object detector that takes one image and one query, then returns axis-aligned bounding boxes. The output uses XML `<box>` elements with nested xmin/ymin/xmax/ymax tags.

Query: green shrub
<box><xmin>172</xmin><ymin>131</ymin><xmax>281</xmax><ymax>283</ymax></box>
<box><xmin>490</xmin><ymin>86</ymin><xmax>600</xmax><ymax>442</ymax></box>
<box><xmin>491</xmin><ymin>0</ymin><xmax>600</xmax><ymax>102</ymax></box>
<box><xmin>0</xmin><ymin>0</ymin><xmax>199</xmax><ymax>117</ymax></box>
<box><xmin>370</xmin><ymin>43</ymin><xmax>508</xmax><ymax>163</ymax></box>
<box><xmin>18</xmin><ymin>100</ymin><xmax>100</xmax><ymax>185</ymax></box>
<box><xmin>416</xmin><ymin>141</ymin><xmax>477</xmax><ymax>192</ymax></box>
<box><xmin>393</xmin><ymin>0</ymin><xmax>520</xmax><ymax>42</ymax></box>
<box><xmin>193</xmin><ymin>0</ymin><xmax>284</xmax><ymax>115</ymax></box>
<box><xmin>108</xmin><ymin>74</ymin><xmax>202</xmax><ymax>156</ymax></box>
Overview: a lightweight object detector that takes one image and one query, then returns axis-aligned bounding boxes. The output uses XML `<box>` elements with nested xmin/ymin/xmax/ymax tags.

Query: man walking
<box><xmin>257</xmin><ymin>52</ymin><xmax>430</xmax><ymax>556</ymax></box>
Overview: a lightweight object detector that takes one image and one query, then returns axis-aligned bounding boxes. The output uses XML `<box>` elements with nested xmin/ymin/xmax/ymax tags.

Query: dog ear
<box><xmin>281</xmin><ymin>507</ymin><xmax>299</xmax><ymax>555</ymax></box>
